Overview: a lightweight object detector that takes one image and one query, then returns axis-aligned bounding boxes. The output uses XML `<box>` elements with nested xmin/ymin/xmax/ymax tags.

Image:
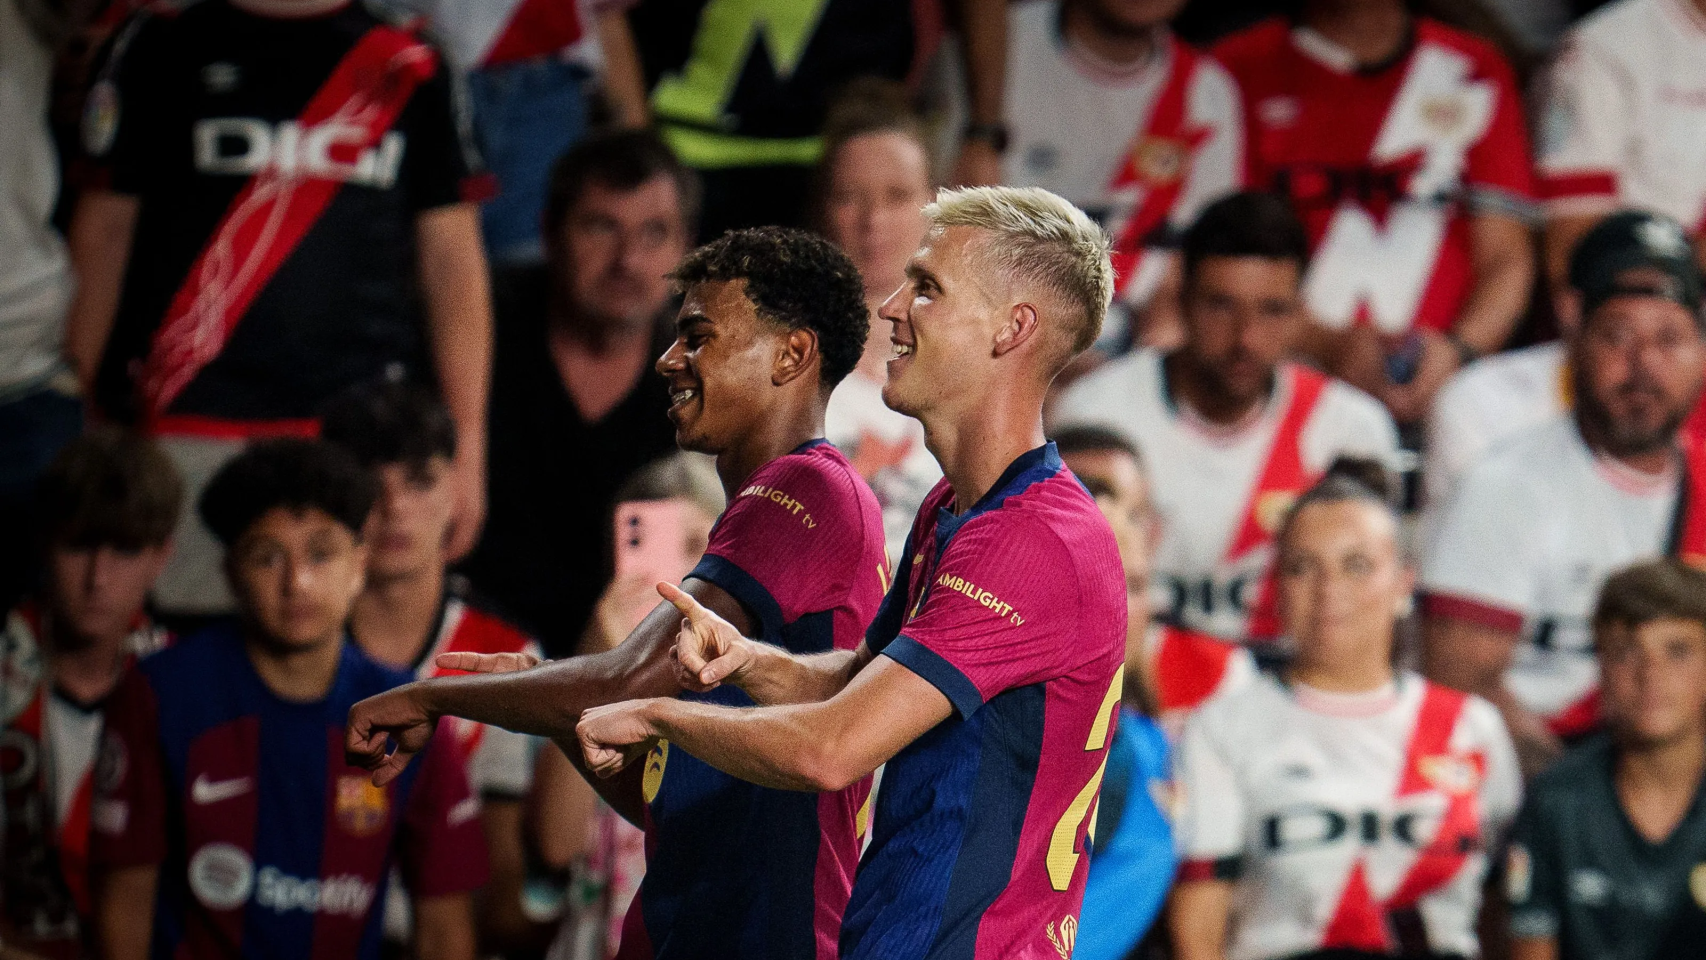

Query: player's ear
<box><xmin>773</xmin><ymin>327</ymin><xmax>819</xmax><ymax>387</ymax></box>
<box><xmin>992</xmin><ymin>301</ymin><xmax>1043</xmax><ymax>358</ymax></box>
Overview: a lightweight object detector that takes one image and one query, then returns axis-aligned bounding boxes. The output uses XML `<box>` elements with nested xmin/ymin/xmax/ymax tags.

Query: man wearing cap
<box><xmin>1424</xmin><ymin>210</ymin><xmax>1706</xmax><ymax>508</ymax></box>
<box><xmin>1421</xmin><ymin>211</ymin><xmax>1706</xmax><ymax>778</ymax></box>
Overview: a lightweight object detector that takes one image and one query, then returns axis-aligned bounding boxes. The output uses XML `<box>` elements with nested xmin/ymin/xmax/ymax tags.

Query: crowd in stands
<box><xmin>4</xmin><ymin>0</ymin><xmax>1706</xmax><ymax>957</ymax></box>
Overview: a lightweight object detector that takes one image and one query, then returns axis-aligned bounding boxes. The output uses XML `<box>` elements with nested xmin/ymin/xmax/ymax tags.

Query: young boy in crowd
<box><xmin>90</xmin><ymin>439</ymin><xmax>487</xmax><ymax>960</ymax></box>
<box><xmin>2</xmin><ymin>429</ymin><xmax>180</xmax><ymax>959</ymax></box>
<box><xmin>1509</xmin><ymin>559</ymin><xmax>1706</xmax><ymax>960</ymax></box>
<box><xmin>321</xmin><ymin>380</ymin><xmax>542</xmax><ymax>951</ymax></box>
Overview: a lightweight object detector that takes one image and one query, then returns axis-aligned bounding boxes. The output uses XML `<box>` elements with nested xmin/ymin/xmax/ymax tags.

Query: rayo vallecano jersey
<box><xmin>1052</xmin><ymin>349</ymin><xmax>1398</xmax><ymax>644</ymax></box>
<box><xmin>1535</xmin><ymin>0</ymin><xmax>1706</xmax><ymax>233</ymax></box>
<box><xmin>1215</xmin><ymin>18</ymin><xmax>1533</xmax><ymax>336</ymax></box>
<box><xmin>1003</xmin><ymin>2</ymin><xmax>1241</xmax><ymax>310</ymax></box>
<box><xmin>1175</xmin><ymin>673</ymin><xmax>1520</xmax><ymax>960</ymax></box>
<box><xmin>1421</xmin><ymin>416</ymin><xmax>1680</xmax><ymax>735</ymax></box>
<box><xmin>1423</xmin><ymin>342</ymin><xmax>1567</xmax><ymax>509</ymax></box>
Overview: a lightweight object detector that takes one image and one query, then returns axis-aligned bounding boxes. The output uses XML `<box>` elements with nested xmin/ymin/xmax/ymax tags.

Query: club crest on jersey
<box><xmin>1256</xmin><ymin>490</ymin><xmax>1299</xmax><ymax>536</ymax></box>
<box><xmin>1257</xmin><ymin>96</ymin><xmax>1300</xmax><ymax>128</ymax></box>
<box><xmin>1128</xmin><ymin>136</ymin><xmax>1190</xmax><ymax>187</ymax></box>
<box><xmin>1419</xmin><ymin>94</ymin><xmax>1472</xmax><ymax>136</ymax></box>
<box><xmin>1506</xmin><ymin>844</ymin><xmax>1532</xmax><ymax>902</ymax></box>
<box><xmin>335</xmin><ymin>774</ymin><xmax>391</xmax><ymax>837</ymax></box>
<box><xmin>1692</xmin><ymin>863</ymin><xmax>1706</xmax><ymax>911</ymax></box>
<box><xmin>642</xmin><ymin>740</ymin><xmax>669</xmax><ymax>804</ymax></box>
<box><xmin>1417</xmin><ymin>752</ymin><xmax>1483</xmax><ymax>796</ymax></box>
<box><xmin>1045</xmin><ymin>914</ymin><xmax>1077</xmax><ymax>960</ymax></box>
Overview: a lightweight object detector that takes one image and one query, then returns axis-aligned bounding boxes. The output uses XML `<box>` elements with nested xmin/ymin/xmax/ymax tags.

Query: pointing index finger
<box><xmin>656</xmin><ymin>581</ymin><xmax>711</xmax><ymax>625</ymax></box>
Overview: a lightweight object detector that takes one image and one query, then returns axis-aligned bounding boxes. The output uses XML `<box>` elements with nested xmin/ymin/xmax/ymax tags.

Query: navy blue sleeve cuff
<box><xmin>687</xmin><ymin>554</ymin><xmax>784</xmax><ymax>647</ymax></box>
<box><xmin>881</xmin><ymin>635</ymin><xmax>983</xmax><ymax>719</ymax></box>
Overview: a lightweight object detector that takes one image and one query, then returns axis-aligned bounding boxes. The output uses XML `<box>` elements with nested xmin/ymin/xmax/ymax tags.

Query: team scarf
<box><xmin>138</xmin><ymin>23</ymin><xmax>437</xmax><ymax>422</ymax></box>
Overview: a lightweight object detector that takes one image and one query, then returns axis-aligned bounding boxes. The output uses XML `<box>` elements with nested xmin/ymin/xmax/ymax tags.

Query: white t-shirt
<box><xmin>1003</xmin><ymin>2</ymin><xmax>1242</xmax><ymax>311</ymax></box>
<box><xmin>1421</xmin><ymin>415</ymin><xmax>1678</xmax><ymax>725</ymax></box>
<box><xmin>1175</xmin><ymin>672</ymin><xmax>1521</xmax><ymax>960</ymax></box>
<box><xmin>1423</xmin><ymin>341</ymin><xmax>1567</xmax><ymax>508</ymax></box>
<box><xmin>1535</xmin><ymin>0</ymin><xmax>1706</xmax><ymax>230</ymax></box>
<box><xmin>0</xmin><ymin>0</ymin><xmax>71</xmax><ymax>395</ymax></box>
<box><xmin>1052</xmin><ymin>349</ymin><xmax>1399</xmax><ymax>643</ymax></box>
<box><xmin>825</xmin><ymin>370</ymin><xmax>940</xmax><ymax>564</ymax></box>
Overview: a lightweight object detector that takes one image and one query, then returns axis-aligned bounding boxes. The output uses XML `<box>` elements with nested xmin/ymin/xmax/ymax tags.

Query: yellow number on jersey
<box><xmin>642</xmin><ymin>740</ymin><xmax>670</xmax><ymax>804</ymax></box>
<box><xmin>1045</xmin><ymin>671</ymin><xmax>1123</xmax><ymax>891</ymax></box>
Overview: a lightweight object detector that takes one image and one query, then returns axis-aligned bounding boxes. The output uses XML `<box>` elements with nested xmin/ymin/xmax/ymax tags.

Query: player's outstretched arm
<box><xmin>660</xmin><ymin>582</ymin><xmax>871</xmax><ymax>705</ymax></box>
<box><xmin>344</xmin><ymin>578</ymin><xmax>755</xmax><ymax>787</ymax></box>
<box><xmin>576</xmin><ymin>655</ymin><xmax>954</xmax><ymax>793</ymax></box>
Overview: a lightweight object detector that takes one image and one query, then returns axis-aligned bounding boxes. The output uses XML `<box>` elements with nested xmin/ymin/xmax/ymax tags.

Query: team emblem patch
<box><xmin>1256</xmin><ymin>491</ymin><xmax>1298</xmax><ymax>535</ymax></box>
<box><xmin>82</xmin><ymin>81</ymin><xmax>120</xmax><ymax>156</ymax></box>
<box><xmin>1506</xmin><ymin>844</ymin><xmax>1532</xmax><ymax>902</ymax></box>
<box><xmin>1045</xmin><ymin>914</ymin><xmax>1077</xmax><ymax>960</ymax></box>
<box><xmin>95</xmin><ymin>729</ymin><xmax>128</xmax><ymax>794</ymax></box>
<box><xmin>335</xmin><ymin>774</ymin><xmax>391</xmax><ymax>837</ymax></box>
<box><xmin>1130</xmin><ymin>136</ymin><xmax>1190</xmax><ymax>186</ymax></box>
<box><xmin>1418</xmin><ymin>752</ymin><xmax>1484</xmax><ymax>795</ymax></box>
<box><xmin>1692</xmin><ymin>863</ymin><xmax>1706</xmax><ymax>910</ymax></box>
<box><xmin>1420</xmin><ymin>94</ymin><xmax>1470</xmax><ymax>136</ymax></box>
<box><xmin>642</xmin><ymin>740</ymin><xmax>669</xmax><ymax>804</ymax></box>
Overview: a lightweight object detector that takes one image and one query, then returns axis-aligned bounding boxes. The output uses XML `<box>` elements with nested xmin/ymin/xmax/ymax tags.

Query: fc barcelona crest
<box><xmin>336</xmin><ymin>774</ymin><xmax>391</xmax><ymax>837</ymax></box>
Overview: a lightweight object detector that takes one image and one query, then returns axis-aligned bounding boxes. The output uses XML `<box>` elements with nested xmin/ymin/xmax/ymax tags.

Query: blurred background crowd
<box><xmin>5</xmin><ymin>0</ymin><xmax>1706</xmax><ymax>957</ymax></box>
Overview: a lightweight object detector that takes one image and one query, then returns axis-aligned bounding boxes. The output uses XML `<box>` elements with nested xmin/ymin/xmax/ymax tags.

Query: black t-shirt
<box><xmin>87</xmin><ymin>0</ymin><xmax>474</xmax><ymax>423</ymax></box>
<box><xmin>458</xmin><ymin>267</ymin><xmax>679</xmax><ymax>657</ymax></box>
<box><xmin>1508</xmin><ymin>736</ymin><xmax>1706</xmax><ymax>960</ymax></box>
<box><xmin>630</xmin><ymin>0</ymin><xmax>925</xmax><ymax>144</ymax></box>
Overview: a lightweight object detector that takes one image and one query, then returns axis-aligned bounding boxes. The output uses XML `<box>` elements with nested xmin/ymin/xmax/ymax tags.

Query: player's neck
<box><xmin>1060</xmin><ymin>3</ymin><xmax>1163</xmax><ymax>70</ymax></box>
<box><xmin>1615</xmin><ymin>731</ymin><xmax>1706</xmax><ymax>840</ymax></box>
<box><xmin>715</xmin><ymin>403</ymin><xmax>828</xmax><ymax>500</ymax></box>
<box><xmin>351</xmin><ymin>566</ymin><xmax>445</xmax><ymax>670</ymax></box>
<box><xmin>1164</xmin><ymin>351</ymin><xmax>1268</xmax><ymax>428</ymax></box>
<box><xmin>1301</xmin><ymin>0</ymin><xmax>1408</xmax><ymax>68</ymax></box>
<box><xmin>245</xmin><ymin>630</ymin><xmax>345</xmax><ymax>703</ymax></box>
<box><xmin>229</xmin><ymin>0</ymin><xmax>348</xmax><ymax>18</ymax></box>
<box><xmin>921</xmin><ymin>401</ymin><xmax>1047</xmax><ymax>514</ymax></box>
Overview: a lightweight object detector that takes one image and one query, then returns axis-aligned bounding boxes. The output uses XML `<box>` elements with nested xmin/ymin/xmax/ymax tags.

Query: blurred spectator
<box><xmin>0</xmin><ymin>0</ymin><xmax>88</xmax><ymax>611</ymax></box>
<box><xmin>1424</xmin><ymin>210</ymin><xmax>1706</xmax><ymax>508</ymax></box>
<box><xmin>63</xmin><ymin>0</ymin><xmax>493</xmax><ymax>616</ymax></box>
<box><xmin>1055</xmin><ymin>428</ymin><xmax>1178</xmax><ymax>960</ymax></box>
<box><xmin>1507</xmin><ymin>560</ymin><xmax>1706</xmax><ymax>960</ymax></box>
<box><xmin>460</xmin><ymin>130</ymin><xmax>688</xmax><ymax>656</ymax></box>
<box><xmin>1005</xmin><ymin>0</ymin><xmax>1242</xmax><ymax>351</ymax></box>
<box><xmin>320</xmin><ymin>380</ymin><xmax>542</xmax><ymax>953</ymax></box>
<box><xmin>1214</xmin><ymin>0</ymin><xmax>1535</xmax><ymax>425</ymax></box>
<box><xmin>1421</xmin><ymin>212</ymin><xmax>1706</xmax><ymax>777</ymax></box>
<box><xmin>812</xmin><ymin>83</ymin><xmax>942</xmax><ymax>561</ymax></box>
<box><xmin>389</xmin><ymin>0</ymin><xmax>649</xmax><ymax>264</ymax></box>
<box><xmin>626</xmin><ymin>0</ymin><xmax>1007</xmax><ymax>239</ymax></box>
<box><xmin>1169</xmin><ymin>459</ymin><xmax>1521</xmax><ymax>960</ymax></box>
<box><xmin>1</xmin><ymin>429</ymin><xmax>177</xmax><ymax>960</ymax></box>
<box><xmin>1534</xmin><ymin>0</ymin><xmax>1706</xmax><ymax>296</ymax></box>
<box><xmin>90</xmin><ymin>439</ymin><xmax>486</xmax><ymax>960</ymax></box>
<box><xmin>532</xmin><ymin>453</ymin><xmax>722</xmax><ymax>960</ymax></box>
<box><xmin>1052</xmin><ymin>192</ymin><xmax>1398</xmax><ymax>649</ymax></box>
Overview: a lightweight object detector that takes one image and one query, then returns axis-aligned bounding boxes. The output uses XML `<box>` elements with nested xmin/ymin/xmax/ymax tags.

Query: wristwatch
<box><xmin>962</xmin><ymin>121</ymin><xmax>1010</xmax><ymax>154</ymax></box>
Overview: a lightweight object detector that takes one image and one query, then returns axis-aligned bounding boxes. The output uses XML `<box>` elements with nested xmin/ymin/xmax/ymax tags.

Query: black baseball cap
<box><xmin>1569</xmin><ymin>210</ymin><xmax>1703</xmax><ymax>320</ymax></box>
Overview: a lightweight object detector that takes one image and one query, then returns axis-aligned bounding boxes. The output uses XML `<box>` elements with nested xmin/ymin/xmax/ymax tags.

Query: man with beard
<box><xmin>460</xmin><ymin>130</ymin><xmax>694</xmax><ymax>656</ymax></box>
<box><xmin>1423</xmin><ymin>211</ymin><xmax>1706</xmax><ymax>778</ymax></box>
<box><xmin>1052</xmin><ymin>192</ymin><xmax>1398</xmax><ymax>651</ymax></box>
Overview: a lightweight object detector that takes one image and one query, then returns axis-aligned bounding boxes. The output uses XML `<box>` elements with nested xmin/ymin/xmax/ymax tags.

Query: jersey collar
<box><xmin>934</xmin><ymin>442</ymin><xmax>1061</xmax><ymax>544</ymax></box>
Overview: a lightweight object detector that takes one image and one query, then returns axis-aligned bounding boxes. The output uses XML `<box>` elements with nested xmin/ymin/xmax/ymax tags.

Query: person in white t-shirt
<box><xmin>1534</xmin><ymin>0</ymin><xmax>1706</xmax><ymax>295</ymax></box>
<box><xmin>1004</xmin><ymin>0</ymin><xmax>1242</xmax><ymax>351</ymax></box>
<box><xmin>815</xmin><ymin>84</ymin><xmax>943</xmax><ymax>560</ymax></box>
<box><xmin>1422</xmin><ymin>211</ymin><xmax>1706</xmax><ymax>778</ymax></box>
<box><xmin>1425</xmin><ymin>211</ymin><xmax>1706</xmax><ymax>509</ymax></box>
<box><xmin>1169</xmin><ymin>459</ymin><xmax>1521</xmax><ymax>960</ymax></box>
<box><xmin>1052</xmin><ymin>192</ymin><xmax>1398</xmax><ymax>649</ymax></box>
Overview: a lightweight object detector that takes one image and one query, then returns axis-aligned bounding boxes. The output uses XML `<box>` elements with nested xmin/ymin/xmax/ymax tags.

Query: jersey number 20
<box><xmin>1045</xmin><ymin>671</ymin><xmax>1123</xmax><ymax>891</ymax></box>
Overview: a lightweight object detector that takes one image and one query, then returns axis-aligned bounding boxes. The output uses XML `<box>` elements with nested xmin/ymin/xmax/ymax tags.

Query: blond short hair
<box><xmin>924</xmin><ymin>186</ymin><xmax>1114</xmax><ymax>358</ymax></box>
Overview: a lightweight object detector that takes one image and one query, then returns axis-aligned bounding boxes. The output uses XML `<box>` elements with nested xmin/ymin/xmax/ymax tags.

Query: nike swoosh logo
<box><xmin>191</xmin><ymin>774</ymin><xmax>254</xmax><ymax>805</ymax></box>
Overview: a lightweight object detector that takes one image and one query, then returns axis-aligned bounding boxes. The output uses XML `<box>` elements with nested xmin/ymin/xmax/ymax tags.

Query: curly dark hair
<box><xmin>199</xmin><ymin>438</ymin><xmax>378</xmax><ymax>546</ymax></box>
<box><xmin>673</xmin><ymin>227</ymin><xmax>869</xmax><ymax>388</ymax></box>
